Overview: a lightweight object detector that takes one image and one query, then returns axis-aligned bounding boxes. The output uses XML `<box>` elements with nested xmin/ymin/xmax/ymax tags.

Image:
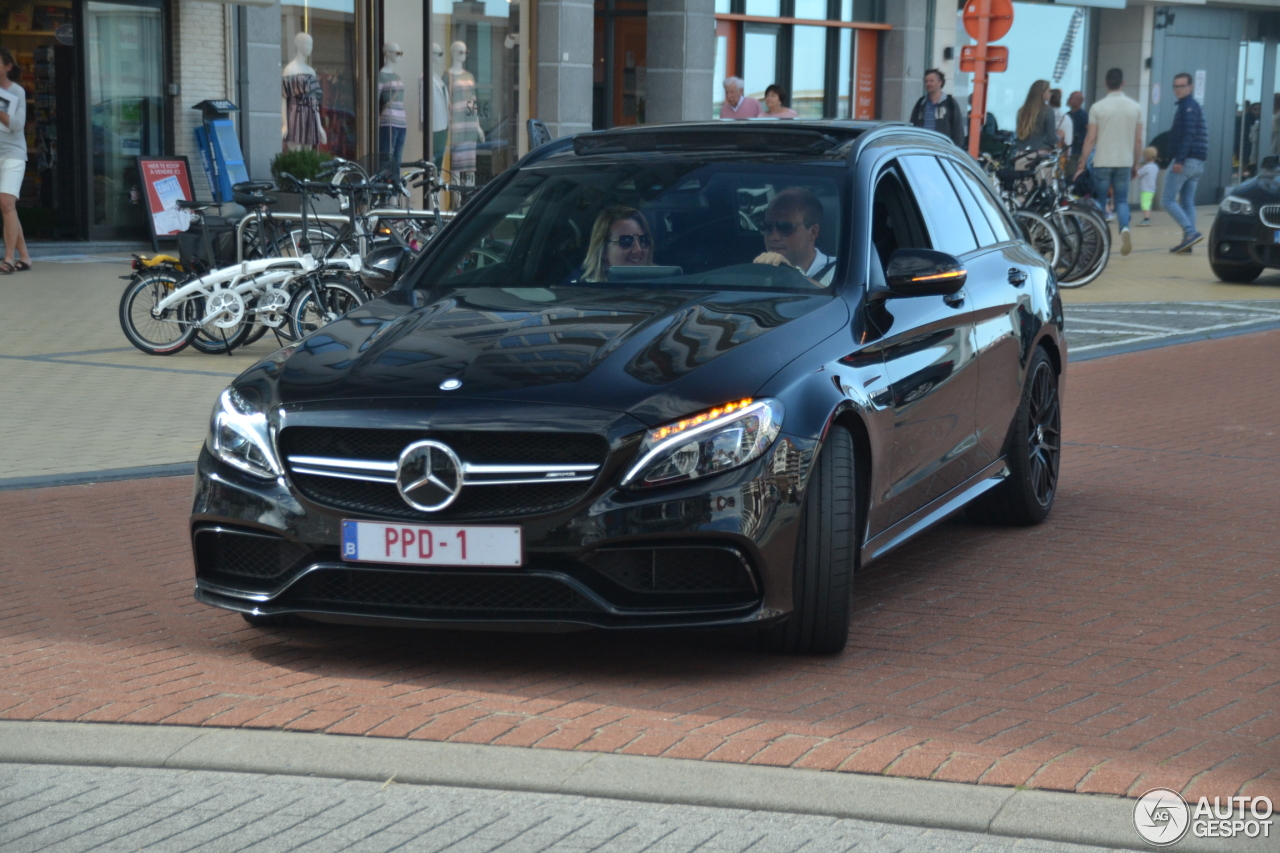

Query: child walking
<box><xmin>1136</xmin><ymin>147</ymin><xmax>1159</xmax><ymax>226</ymax></box>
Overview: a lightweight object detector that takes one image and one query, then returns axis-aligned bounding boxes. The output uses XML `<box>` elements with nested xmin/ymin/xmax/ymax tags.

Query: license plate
<box><xmin>341</xmin><ymin>520</ymin><xmax>522</xmax><ymax>567</ymax></box>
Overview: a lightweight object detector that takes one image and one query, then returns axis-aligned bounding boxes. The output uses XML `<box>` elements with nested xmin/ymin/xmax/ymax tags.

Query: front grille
<box><xmin>194</xmin><ymin>528</ymin><xmax>312</xmax><ymax>581</ymax></box>
<box><xmin>1260</xmin><ymin>204</ymin><xmax>1280</xmax><ymax>228</ymax></box>
<box><xmin>282</xmin><ymin>568</ymin><xmax>598</xmax><ymax>613</ymax></box>
<box><xmin>278</xmin><ymin>426</ymin><xmax>610</xmax><ymax>520</ymax></box>
<box><xmin>586</xmin><ymin>546</ymin><xmax>757</xmax><ymax>593</ymax></box>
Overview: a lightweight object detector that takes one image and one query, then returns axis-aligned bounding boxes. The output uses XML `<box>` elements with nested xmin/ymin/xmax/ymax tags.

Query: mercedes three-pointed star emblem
<box><xmin>396</xmin><ymin>440</ymin><xmax>464</xmax><ymax>512</ymax></box>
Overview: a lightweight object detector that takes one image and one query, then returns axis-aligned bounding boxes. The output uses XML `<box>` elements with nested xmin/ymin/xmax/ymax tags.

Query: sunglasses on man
<box><xmin>609</xmin><ymin>234</ymin><xmax>651</xmax><ymax>249</ymax></box>
<box><xmin>760</xmin><ymin>219</ymin><xmax>813</xmax><ymax>236</ymax></box>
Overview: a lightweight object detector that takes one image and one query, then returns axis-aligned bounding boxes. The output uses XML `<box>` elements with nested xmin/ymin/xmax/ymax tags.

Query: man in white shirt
<box><xmin>752</xmin><ymin>188</ymin><xmax>835</xmax><ymax>285</ymax></box>
<box><xmin>1074</xmin><ymin>67</ymin><xmax>1143</xmax><ymax>256</ymax></box>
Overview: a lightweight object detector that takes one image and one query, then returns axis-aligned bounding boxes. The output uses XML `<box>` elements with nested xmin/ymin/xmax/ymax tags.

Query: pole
<box><xmin>967</xmin><ymin>0</ymin><xmax>992</xmax><ymax>159</ymax></box>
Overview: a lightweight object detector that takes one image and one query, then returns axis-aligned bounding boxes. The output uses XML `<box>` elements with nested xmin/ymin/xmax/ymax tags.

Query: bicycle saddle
<box><xmin>176</xmin><ymin>199</ymin><xmax>217</xmax><ymax>211</ymax></box>
<box><xmin>232</xmin><ymin>180</ymin><xmax>275</xmax><ymax>193</ymax></box>
<box><xmin>233</xmin><ymin>191</ymin><xmax>277</xmax><ymax>207</ymax></box>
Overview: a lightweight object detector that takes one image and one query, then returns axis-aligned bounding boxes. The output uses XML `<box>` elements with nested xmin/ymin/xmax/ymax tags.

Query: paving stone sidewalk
<box><xmin>1</xmin><ymin>330</ymin><xmax>1277</xmax><ymax>804</ymax></box>
<box><xmin>0</xmin><ymin>763</ymin><xmax>1120</xmax><ymax>853</ymax></box>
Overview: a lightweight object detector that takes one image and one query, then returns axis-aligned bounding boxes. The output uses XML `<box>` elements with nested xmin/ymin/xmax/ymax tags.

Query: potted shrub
<box><xmin>268</xmin><ymin>149</ymin><xmax>338</xmax><ymax>214</ymax></box>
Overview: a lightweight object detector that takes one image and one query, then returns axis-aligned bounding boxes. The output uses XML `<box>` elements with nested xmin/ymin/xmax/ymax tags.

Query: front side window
<box><xmin>412</xmin><ymin>160</ymin><xmax>845</xmax><ymax>292</ymax></box>
<box><xmin>899</xmin><ymin>155</ymin><xmax>979</xmax><ymax>256</ymax></box>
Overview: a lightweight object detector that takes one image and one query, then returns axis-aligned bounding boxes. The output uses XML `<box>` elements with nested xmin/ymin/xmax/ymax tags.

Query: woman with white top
<box><xmin>0</xmin><ymin>46</ymin><xmax>30</xmax><ymax>273</ymax></box>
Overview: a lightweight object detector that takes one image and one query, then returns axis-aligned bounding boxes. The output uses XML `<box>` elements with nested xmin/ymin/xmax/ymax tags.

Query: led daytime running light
<box><xmin>650</xmin><ymin>398</ymin><xmax>754</xmax><ymax>442</ymax></box>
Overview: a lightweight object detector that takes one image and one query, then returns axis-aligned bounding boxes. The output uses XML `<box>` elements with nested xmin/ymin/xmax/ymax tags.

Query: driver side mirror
<box><xmin>879</xmin><ymin>248</ymin><xmax>966</xmax><ymax>298</ymax></box>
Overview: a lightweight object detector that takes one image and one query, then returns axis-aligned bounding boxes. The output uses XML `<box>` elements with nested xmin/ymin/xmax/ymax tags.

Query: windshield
<box><xmin>411</xmin><ymin>160</ymin><xmax>846</xmax><ymax>293</ymax></box>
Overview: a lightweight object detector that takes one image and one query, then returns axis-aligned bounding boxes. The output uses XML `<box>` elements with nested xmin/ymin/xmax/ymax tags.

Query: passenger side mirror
<box><xmin>881</xmin><ymin>248</ymin><xmax>966</xmax><ymax>298</ymax></box>
<box><xmin>362</xmin><ymin>244</ymin><xmax>413</xmax><ymax>293</ymax></box>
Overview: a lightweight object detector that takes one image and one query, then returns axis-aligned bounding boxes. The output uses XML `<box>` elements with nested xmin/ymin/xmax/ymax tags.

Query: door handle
<box><xmin>943</xmin><ymin>289</ymin><xmax>966</xmax><ymax>307</ymax></box>
<box><xmin>1008</xmin><ymin>268</ymin><xmax>1028</xmax><ymax>286</ymax></box>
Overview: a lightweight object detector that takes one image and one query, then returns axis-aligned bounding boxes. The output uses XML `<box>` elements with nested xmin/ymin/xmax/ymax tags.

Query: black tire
<box><xmin>967</xmin><ymin>348</ymin><xmax>1061</xmax><ymax>526</ymax></box>
<box><xmin>119</xmin><ymin>272</ymin><xmax>197</xmax><ymax>355</ymax></box>
<box><xmin>288</xmin><ymin>276</ymin><xmax>365</xmax><ymax>339</ymax></box>
<box><xmin>190</xmin><ymin>316</ymin><xmax>254</xmax><ymax>354</ymax></box>
<box><xmin>761</xmin><ymin>426</ymin><xmax>857</xmax><ymax>655</ymax></box>
<box><xmin>1210</xmin><ymin>261</ymin><xmax>1264</xmax><ymax>283</ymax></box>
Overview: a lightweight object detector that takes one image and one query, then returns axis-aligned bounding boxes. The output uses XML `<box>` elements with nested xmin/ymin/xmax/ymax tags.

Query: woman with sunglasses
<box><xmin>582</xmin><ymin>206</ymin><xmax>653</xmax><ymax>281</ymax></box>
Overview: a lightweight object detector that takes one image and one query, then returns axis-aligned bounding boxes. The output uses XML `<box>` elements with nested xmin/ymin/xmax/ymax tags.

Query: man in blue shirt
<box><xmin>1164</xmin><ymin>72</ymin><xmax>1209</xmax><ymax>253</ymax></box>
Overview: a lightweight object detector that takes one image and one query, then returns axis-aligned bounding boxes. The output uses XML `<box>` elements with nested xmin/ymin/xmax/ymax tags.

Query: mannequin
<box><xmin>282</xmin><ymin>32</ymin><xmax>326</xmax><ymax>149</ymax></box>
<box><xmin>447</xmin><ymin>40</ymin><xmax>484</xmax><ymax>185</ymax></box>
<box><xmin>420</xmin><ymin>43</ymin><xmax>450</xmax><ymax>170</ymax></box>
<box><xmin>377</xmin><ymin>42</ymin><xmax>405</xmax><ymax>171</ymax></box>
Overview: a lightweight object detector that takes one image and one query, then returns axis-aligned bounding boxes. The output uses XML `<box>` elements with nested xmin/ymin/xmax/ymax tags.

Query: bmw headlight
<box><xmin>206</xmin><ymin>388</ymin><xmax>282</xmax><ymax>479</ymax></box>
<box><xmin>621</xmin><ymin>398</ymin><xmax>784</xmax><ymax>489</ymax></box>
<box><xmin>1219</xmin><ymin>195</ymin><xmax>1254</xmax><ymax>216</ymax></box>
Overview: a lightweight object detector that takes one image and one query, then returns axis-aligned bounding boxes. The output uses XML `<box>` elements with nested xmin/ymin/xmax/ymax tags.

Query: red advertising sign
<box><xmin>137</xmin><ymin>157</ymin><xmax>195</xmax><ymax>243</ymax></box>
<box><xmin>854</xmin><ymin>29</ymin><xmax>878</xmax><ymax>120</ymax></box>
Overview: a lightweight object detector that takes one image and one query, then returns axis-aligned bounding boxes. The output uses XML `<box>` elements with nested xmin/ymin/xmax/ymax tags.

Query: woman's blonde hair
<box><xmin>583</xmin><ymin>206</ymin><xmax>651</xmax><ymax>282</ymax></box>
<box><xmin>1142</xmin><ymin>146</ymin><xmax>1158</xmax><ymax>163</ymax></box>
<box><xmin>1016</xmin><ymin>80</ymin><xmax>1052</xmax><ymax>141</ymax></box>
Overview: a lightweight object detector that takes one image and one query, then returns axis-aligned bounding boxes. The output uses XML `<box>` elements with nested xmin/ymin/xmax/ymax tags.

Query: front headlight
<box><xmin>206</xmin><ymin>388</ymin><xmax>282</xmax><ymax>479</ymax></box>
<box><xmin>1219</xmin><ymin>195</ymin><xmax>1254</xmax><ymax>216</ymax></box>
<box><xmin>621</xmin><ymin>398</ymin><xmax>784</xmax><ymax>489</ymax></box>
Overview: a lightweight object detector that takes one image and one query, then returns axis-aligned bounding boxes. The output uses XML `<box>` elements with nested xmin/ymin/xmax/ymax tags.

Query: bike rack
<box><xmin>235</xmin><ymin>209</ymin><xmax>451</xmax><ymax>263</ymax></box>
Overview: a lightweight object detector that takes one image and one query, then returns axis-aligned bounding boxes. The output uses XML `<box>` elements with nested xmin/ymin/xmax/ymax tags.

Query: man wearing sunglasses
<box><xmin>753</xmin><ymin>188</ymin><xmax>835</xmax><ymax>285</ymax></box>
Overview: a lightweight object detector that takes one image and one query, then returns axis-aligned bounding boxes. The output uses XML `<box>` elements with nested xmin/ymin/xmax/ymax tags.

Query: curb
<box><xmin>0</xmin><ymin>463</ymin><xmax>194</xmax><ymax>492</ymax></box>
<box><xmin>0</xmin><ymin>720</ymin><xmax>1259</xmax><ymax>852</ymax></box>
<box><xmin>1068</xmin><ymin>318</ymin><xmax>1280</xmax><ymax>362</ymax></box>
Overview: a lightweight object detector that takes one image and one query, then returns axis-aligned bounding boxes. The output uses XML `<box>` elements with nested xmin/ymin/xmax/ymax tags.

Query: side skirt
<box><xmin>861</xmin><ymin>458</ymin><xmax>1009</xmax><ymax>565</ymax></box>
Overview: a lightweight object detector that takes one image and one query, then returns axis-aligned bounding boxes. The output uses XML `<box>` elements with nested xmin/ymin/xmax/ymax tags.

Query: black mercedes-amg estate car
<box><xmin>1210</xmin><ymin>155</ymin><xmax>1280</xmax><ymax>282</ymax></box>
<box><xmin>192</xmin><ymin>121</ymin><xmax>1066</xmax><ymax>653</ymax></box>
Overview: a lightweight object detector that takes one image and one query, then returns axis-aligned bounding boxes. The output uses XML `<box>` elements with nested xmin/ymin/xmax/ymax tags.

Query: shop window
<box><xmin>281</xmin><ymin>1</ymin><xmax>357</xmax><ymax>161</ymax></box>
<box><xmin>4</xmin><ymin>0</ymin><xmax>78</xmax><ymax>237</ymax></box>
<box><xmin>431</xmin><ymin>0</ymin><xmax>522</xmax><ymax>186</ymax></box>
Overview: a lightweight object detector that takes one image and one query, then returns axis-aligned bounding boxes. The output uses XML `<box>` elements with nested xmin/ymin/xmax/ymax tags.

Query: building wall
<box><xmin>173</xmin><ymin>1</ymin><xmax>231</xmax><ymax>200</ymax></box>
<box><xmin>536</xmin><ymin>0</ymin><xmax>594</xmax><ymax>138</ymax></box>
<box><xmin>238</xmin><ymin>4</ymin><xmax>283</xmax><ymax>186</ymax></box>
<box><xmin>882</xmin><ymin>0</ymin><xmax>930</xmax><ymax>123</ymax></box>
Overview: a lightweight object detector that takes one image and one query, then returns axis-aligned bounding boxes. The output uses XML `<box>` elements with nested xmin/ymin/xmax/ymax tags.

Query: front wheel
<box><xmin>760</xmin><ymin>426</ymin><xmax>857</xmax><ymax>655</ymax></box>
<box><xmin>119</xmin><ymin>272</ymin><xmax>197</xmax><ymax>355</ymax></box>
<box><xmin>967</xmin><ymin>348</ymin><xmax>1061</xmax><ymax>526</ymax></box>
<box><xmin>288</xmin><ymin>275</ymin><xmax>365</xmax><ymax>339</ymax></box>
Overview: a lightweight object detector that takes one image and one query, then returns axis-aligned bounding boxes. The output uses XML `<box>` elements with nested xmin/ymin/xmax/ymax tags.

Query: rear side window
<box><xmin>939</xmin><ymin>159</ymin><xmax>995</xmax><ymax>246</ymax></box>
<box><xmin>943</xmin><ymin>159</ymin><xmax>1015</xmax><ymax>244</ymax></box>
<box><xmin>899</xmin><ymin>155</ymin><xmax>978</xmax><ymax>256</ymax></box>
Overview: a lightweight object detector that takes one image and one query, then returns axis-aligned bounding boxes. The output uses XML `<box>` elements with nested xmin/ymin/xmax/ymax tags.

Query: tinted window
<box><xmin>944</xmin><ymin>160</ymin><xmax>1015</xmax><ymax>243</ymax></box>
<box><xmin>939</xmin><ymin>159</ymin><xmax>995</xmax><ymax>246</ymax></box>
<box><xmin>412</xmin><ymin>162</ymin><xmax>845</xmax><ymax>293</ymax></box>
<box><xmin>899</xmin><ymin>155</ymin><xmax>978</xmax><ymax>256</ymax></box>
<box><xmin>871</xmin><ymin>167</ymin><xmax>931</xmax><ymax>269</ymax></box>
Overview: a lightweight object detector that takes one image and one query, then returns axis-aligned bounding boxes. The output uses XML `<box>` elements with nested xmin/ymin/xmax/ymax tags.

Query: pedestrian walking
<box><xmin>1136</xmin><ymin>147</ymin><xmax>1158</xmax><ymax>226</ymax></box>
<box><xmin>762</xmin><ymin>84</ymin><xmax>798</xmax><ymax>119</ymax></box>
<box><xmin>1065</xmin><ymin>90</ymin><xmax>1088</xmax><ymax>176</ymax></box>
<box><xmin>1050</xmin><ymin>88</ymin><xmax>1072</xmax><ymax>151</ymax></box>
<box><xmin>1075</xmin><ymin>67</ymin><xmax>1143</xmax><ymax>257</ymax></box>
<box><xmin>909</xmin><ymin>69</ymin><xmax>965</xmax><ymax>148</ymax></box>
<box><xmin>1015</xmin><ymin>80</ymin><xmax>1058</xmax><ymax>156</ymax></box>
<box><xmin>1163</xmin><ymin>72</ymin><xmax>1208</xmax><ymax>253</ymax></box>
<box><xmin>0</xmin><ymin>45</ymin><xmax>31</xmax><ymax>274</ymax></box>
<box><xmin>719</xmin><ymin>77</ymin><xmax>761</xmax><ymax>120</ymax></box>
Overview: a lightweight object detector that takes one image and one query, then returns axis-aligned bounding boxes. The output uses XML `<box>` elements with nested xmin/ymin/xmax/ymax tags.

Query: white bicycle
<box><xmin>119</xmin><ymin>179</ymin><xmax>367</xmax><ymax>356</ymax></box>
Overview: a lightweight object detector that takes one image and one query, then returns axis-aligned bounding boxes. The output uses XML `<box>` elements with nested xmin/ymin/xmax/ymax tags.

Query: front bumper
<box><xmin>1210</xmin><ymin>213</ymin><xmax>1280</xmax><ymax>267</ymax></box>
<box><xmin>191</xmin><ymin>430</ymin><xmax>816</xmax><ymax>630</ymax></box>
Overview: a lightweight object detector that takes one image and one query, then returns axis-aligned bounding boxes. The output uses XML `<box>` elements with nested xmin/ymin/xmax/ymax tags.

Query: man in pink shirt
<box><xmin>720</xmin><ymin>77</ymin><xmax>762</xmax><ymax>119</ymax></box>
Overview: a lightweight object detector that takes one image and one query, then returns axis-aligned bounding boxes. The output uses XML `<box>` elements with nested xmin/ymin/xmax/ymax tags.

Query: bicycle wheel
<box><xmin>119</xmin><ymin>272</ymin><xmax>198</xmax><ymax>355</ymax></box>
<box><xmin>1013</xmin><ymin>209</ymin><xmax>1061</xmax><ymax>270</ymax></box>
<box><xmin>190</xmin><ymin>315</ymin><xmax>254</xmax><ymax>354</ymax></box>
<box><xmin>288</xmin><ymin>275</ymin><xmax>365</xmax><ymax>339</ymax></box>
<box><xmin>1046</xmin><ymin>208</ymin><xmax>1083</xmax><ymax>281</ymax></box>
<box><xmin>1056</xmin><ymin>204</ymin><xmax>1110</xmax><ymax>288</ymax></box>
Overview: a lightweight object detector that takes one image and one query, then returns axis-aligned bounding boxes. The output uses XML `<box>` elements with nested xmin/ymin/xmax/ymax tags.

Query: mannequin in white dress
<box><xmin>282</xmin><ymin>31</ymin><xmax>327</xmax><ymax>149</ymax></box>
<box><xmin>447</xmin><ymin>41</ymin><xmax>484</xmax><ymax>185</ymax></box>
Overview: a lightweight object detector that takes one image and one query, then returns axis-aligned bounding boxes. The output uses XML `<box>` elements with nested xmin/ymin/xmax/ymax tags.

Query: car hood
<box><xmin>243</xmin><ymin>285</ymin><xmax>847</xmax><ymax>426</ymax></box>
<box><xmin>1230</xmin><ymin>172</ymin><xmax>1280</xmax><ymax>200</ymax></box>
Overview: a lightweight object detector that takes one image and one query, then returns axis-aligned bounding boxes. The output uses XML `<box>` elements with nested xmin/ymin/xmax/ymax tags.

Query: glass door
<box><xmin>84</xmin><ymin>0</ymin><xmax>163</xmax><ymax>237</ymax></box>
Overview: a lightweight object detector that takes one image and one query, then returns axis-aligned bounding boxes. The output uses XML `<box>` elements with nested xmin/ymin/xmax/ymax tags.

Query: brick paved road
<box><xmin>1</xmin><ymin>331</ymin><xmax>1277</xmax><ymax>804</ymax></box>
<box><xmin>0</xmin><ymin>763</ymin><xmax>1116</xmax><ymax>853</ymax></box>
